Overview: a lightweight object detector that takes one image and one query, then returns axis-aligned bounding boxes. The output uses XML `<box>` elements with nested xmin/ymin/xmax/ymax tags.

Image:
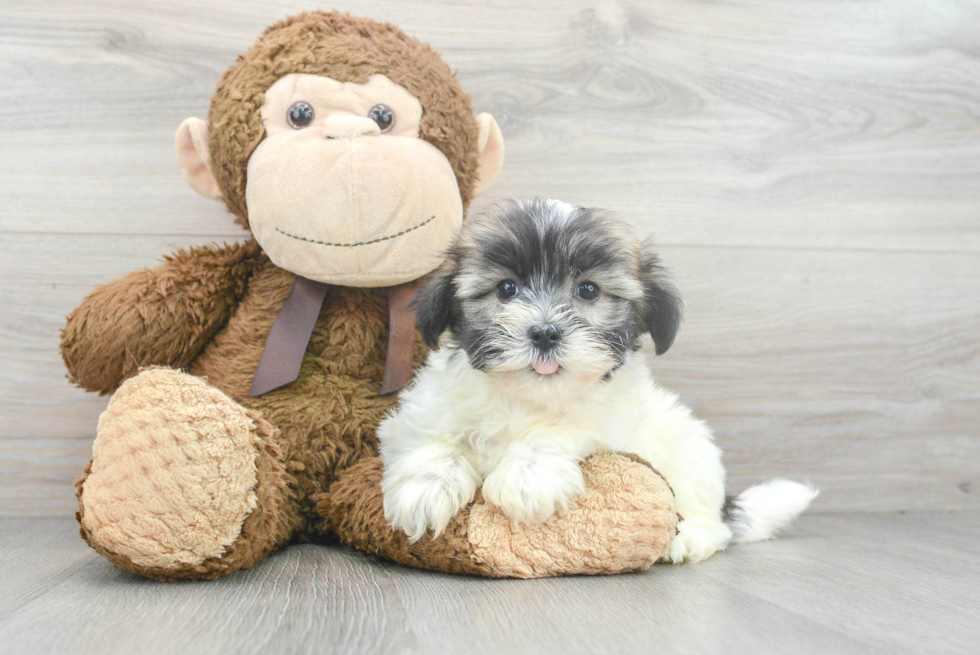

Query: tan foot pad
<box><xmin>466</xmin><ymin>452</ymin><xmax>678</xmax><ymax>578</ymax></box>
<box><xmin>80</xmin><ymin>368</ymin><xmax>261</xmax><ymax>570</ymax></box>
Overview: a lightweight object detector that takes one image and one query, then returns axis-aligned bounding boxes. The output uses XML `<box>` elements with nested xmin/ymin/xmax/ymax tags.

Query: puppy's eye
<box><xmin>576</xmin><ymin>282</ymin><xmax>600</xmax><ymax>301</ymax></box>
<box><xmin>368</xmin><ymin>104</ymin><xmax>394</xmax><ymax>132</ymax></box>
<box><xmin>496</xmin><ymin>280</ymin><xmax>520</xmax><ymax>300</ymax></box>
<box><xmin>287</xmin><ymin>101</ymin><xmax>315</xmax><ymax>129</ymax></box>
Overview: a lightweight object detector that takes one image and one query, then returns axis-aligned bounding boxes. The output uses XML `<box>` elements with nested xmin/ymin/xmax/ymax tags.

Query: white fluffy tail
<box><xmin>724</xmin><ymin>479</ymin><xmax>819</xmax><ymax>544</ymax></box>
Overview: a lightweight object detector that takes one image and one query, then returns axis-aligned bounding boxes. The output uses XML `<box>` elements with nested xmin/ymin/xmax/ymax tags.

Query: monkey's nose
<box><xmin>529</xmin><ymin>324</ymin><xmax>562</xmax><ymax>352</ymax></box>
<box><xmin>321</xmin><ymin>115</ymin><xmax>381</xmax><ymax>139</ymax></box>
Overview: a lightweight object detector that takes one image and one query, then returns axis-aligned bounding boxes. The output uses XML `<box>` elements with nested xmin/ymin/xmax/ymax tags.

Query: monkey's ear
<box><xmin>175</xmin><ymin>118</ymin><xmax>222</xmax><ymax>200</ymax></box>
<box><xmin>637</xmin><ymin>247</ymin><xmax>684</xmax><ymax>355</ymax></box>
<box><xmin>414</xmin><ymin>270</ymin><xmax>458</xmax><ymax>348</ymax></box>
<box><xmin>472</xmin><ymin>113</ymin><xmax>504</xmax><ymax>197</ymax></box>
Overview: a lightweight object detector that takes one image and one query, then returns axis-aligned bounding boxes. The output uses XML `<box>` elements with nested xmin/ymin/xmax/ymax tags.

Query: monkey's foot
<box><xmin>320</xmin><ymin>452</ymin><xmax>677</xmax><ymax>578</ymax></box>
<box><xmin>76</xmin><ymin>368</ymin><xmax>292</xmax><ymax>581</ymax></box>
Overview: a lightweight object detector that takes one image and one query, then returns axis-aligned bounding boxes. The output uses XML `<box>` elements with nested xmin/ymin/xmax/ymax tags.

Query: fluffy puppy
<box><xmin>378</xmin><ymin>198</ymin><xmax>817</xmax><ymax>563</ymax></box>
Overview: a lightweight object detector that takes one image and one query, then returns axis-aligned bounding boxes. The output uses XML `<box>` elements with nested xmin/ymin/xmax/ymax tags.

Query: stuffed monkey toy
<box><xmin>61</xmin><ymin>11</ymin><xmax>677</xmax><ymax>581</ymax></box>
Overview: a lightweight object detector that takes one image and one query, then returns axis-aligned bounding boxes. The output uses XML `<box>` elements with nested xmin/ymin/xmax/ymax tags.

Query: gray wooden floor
<box><xmin>1</xmin><ymin>513</ymin><xmax>978</xmax><ymax>654</ymax></box>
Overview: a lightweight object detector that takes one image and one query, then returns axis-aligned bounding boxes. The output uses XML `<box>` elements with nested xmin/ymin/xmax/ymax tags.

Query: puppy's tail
<box><xmin>723</xmin><ymin>479</ymin><xmax>819</xmax><ymax>544</ymax></box>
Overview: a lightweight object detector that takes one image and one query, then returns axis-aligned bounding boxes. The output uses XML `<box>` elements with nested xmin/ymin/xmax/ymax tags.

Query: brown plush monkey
<box><xmin>61</xmin><ymin>11</ymin><xmax>677</xmax><ymax>581</ymax></box>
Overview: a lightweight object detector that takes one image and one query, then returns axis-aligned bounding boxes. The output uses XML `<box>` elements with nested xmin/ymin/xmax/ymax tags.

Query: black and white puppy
<box><xmin>378</xmin><ymin>198</ymin><xmax>817</xmax><ymax>563</ymax></box>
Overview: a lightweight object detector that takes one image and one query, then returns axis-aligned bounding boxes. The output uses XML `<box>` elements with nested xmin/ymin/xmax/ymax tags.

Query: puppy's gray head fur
<box><xmin>416</xmin><ymin>198</ymin><xmax>682</xmax><ymax>383</ymax></box>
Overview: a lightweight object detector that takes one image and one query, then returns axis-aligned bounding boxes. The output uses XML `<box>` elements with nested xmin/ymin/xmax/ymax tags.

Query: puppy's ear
<box><xmin>637</xmin><ymin>246</ymin><xmax>683</xmax><ymax>355</ymax></box>
<box><xmin>414</xmin><ymin>269</ymin><xmax>458</xmax><ymax>348</ymax></box>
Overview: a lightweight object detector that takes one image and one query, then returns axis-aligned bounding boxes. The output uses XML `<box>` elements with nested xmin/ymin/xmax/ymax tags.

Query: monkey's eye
<box><xmin>576</xmin><ymin>282</ymin><xmax>600</xmax><ymax>301</ymax></box>
<box><xmin>368</xmin><ymin>104</ymin><xmax>394</xmax><ymax>132</ymax></box>
<box><xmin>287</xmin><ymin>101</ymin><xmax>315</xmax><ymax>129</ymax></box>
<box><xmin>496</xmin><ymin>280</ymin><xmax>520</xmax><ymax>300</ymax></box>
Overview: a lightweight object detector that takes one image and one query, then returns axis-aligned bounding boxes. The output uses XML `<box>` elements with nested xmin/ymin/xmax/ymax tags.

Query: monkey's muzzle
<box><xmin>246</xmin><ymin>129</ymin><xmax>463</xmax><ymax>287</ymax></box>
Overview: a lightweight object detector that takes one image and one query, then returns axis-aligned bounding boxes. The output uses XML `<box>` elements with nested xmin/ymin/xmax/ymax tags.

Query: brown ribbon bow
<box><xmin>249</xmin><ymin>277</ymin><xmax>417</xmax><ymax>398</ymax></box>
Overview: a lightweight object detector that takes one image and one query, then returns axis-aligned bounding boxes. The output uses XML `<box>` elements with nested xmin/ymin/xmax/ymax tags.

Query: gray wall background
<box><xmin>1</xmin><ymin>0</ymin><xmax>978</xmax><ymax>516</ymax></box>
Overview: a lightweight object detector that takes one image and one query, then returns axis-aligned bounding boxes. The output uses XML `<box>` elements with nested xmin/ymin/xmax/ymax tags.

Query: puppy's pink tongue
<box><xmin>533</xmin><ymin>361</ymin><xmax>560</xmax><ymax>375</ymax></box>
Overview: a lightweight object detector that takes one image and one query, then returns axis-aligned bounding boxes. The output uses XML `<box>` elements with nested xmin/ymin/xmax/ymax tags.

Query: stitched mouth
<box><xmin>275</xmin><ymin>216</ymin><xmax>435</xmax><ymax>248</ymax></box>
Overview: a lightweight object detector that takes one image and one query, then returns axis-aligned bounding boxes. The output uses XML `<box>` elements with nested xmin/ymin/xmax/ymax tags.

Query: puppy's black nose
<box><xmin>530</xmin><ymin>324</ymin><xmax>562</xmax><ymax>352</ymax></box>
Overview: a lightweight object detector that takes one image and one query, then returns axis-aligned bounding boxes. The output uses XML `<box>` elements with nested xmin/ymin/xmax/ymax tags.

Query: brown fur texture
<box><xmin>208</xmin><ymin>11</ymin><xmax>481</xmax><ymax>228</ymax></box>
<box><xmin>188</xmin><ymin>255</ymin><xmax>429</xmax><ymax>540</ymax></box>
<box><xmin>62</xmin><ymin>12</ymin><xmax>677</xmax><ymax>581</ymax></box>
<box><xmin>61</xmin><ymin>240</ymin><xmax>263</xmax><ymax>395</ymax></box>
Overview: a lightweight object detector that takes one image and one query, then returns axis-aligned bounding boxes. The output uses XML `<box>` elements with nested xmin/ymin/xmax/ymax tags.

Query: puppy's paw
<box><xmin>382</xmin><ymin>460</ymin><xmax>479</xmax><ymax>542</ymax></box>
<box><xmin>482</xmin><ymin>453</ymin><xmax>585</xmax><ymax>525</ymax></box>
<box><xmin>668</xmin><ymin>519</ymin><xmax>731</xmax><ymax>564</ymax></box>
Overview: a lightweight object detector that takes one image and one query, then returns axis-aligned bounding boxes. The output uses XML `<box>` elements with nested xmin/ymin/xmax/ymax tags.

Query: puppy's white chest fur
<box><xmin>393</xmin><ymin>349</ymin><xmax>658</xmax><ymax>474</ymax></box>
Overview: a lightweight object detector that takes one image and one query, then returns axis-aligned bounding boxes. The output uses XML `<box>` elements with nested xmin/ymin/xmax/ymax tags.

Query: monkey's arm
<box><xmin>61</xmin><ymin>240</ymin><xmax>264</xmax><ymax>394</ymax></box>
